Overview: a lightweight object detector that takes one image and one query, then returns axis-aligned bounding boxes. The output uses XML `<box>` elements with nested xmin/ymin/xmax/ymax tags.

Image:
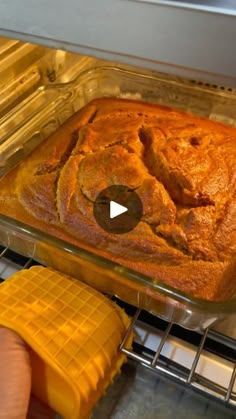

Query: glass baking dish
<box><xmin>0</xmin><ymin>65</ymin><xmax>236</xmax><ymax>332</ymax></box>
<box><xmin>0</xmin><ymin>36</ymin><xmax>94</xmax><ymax>118</ymax></box>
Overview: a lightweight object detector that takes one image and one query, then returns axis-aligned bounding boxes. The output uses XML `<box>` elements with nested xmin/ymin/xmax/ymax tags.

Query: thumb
<box><xmin>0</xmin><ymin>327</ymin><xmax>31</xmax><ymax>419</ymax></box>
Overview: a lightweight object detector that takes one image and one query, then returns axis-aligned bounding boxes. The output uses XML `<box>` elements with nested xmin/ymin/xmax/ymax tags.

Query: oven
<box><xmin>0</xmin><ymin>1</ymin><xmax>235</xmax><ymax>417</ymax></box>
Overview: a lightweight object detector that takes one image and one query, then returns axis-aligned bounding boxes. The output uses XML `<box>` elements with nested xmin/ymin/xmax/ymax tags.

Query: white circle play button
<box><xmin>93</xmin><ymin>185</ymin><xmax>143</xmax><ymax>234</ymax></box>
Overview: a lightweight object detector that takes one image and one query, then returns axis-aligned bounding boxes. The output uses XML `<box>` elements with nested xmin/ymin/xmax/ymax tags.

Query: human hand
<box><xmin>0</xmin><ymin>327</ymin><xmax>56</xmax><ymax>419</ymax></box>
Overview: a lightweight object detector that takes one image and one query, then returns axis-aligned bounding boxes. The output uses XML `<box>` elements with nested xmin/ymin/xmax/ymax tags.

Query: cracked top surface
<box><xmin>8</xmin><ymin>98</ymin><xmax>236</xmax><ymax>300</ymax></box>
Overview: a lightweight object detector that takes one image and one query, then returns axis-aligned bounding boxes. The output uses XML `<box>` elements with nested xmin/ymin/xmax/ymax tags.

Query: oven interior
<box><xmin>0</xmin><ymin>29</ymin><xmax>236</xmax><ymax>419</ymax></box>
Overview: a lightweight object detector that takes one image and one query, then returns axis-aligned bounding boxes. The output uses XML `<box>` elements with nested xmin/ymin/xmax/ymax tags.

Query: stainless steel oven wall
<box><xmin>0</xmin><ymin>1</ymin><xmax>235</xmax><ymax>86</ymax></box>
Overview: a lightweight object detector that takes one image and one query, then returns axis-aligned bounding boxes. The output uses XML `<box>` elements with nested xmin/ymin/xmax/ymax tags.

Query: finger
<box><xmin>0</xmin><ymin>327</ymin><xmax>31</xmax><ymax>419</ymax></box>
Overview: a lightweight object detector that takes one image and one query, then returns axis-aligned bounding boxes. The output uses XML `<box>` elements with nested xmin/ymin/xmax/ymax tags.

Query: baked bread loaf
<box><xmin>0</xmin><ymin>98</ymin><xmax>235</xmax><ymax>301</ymax></box>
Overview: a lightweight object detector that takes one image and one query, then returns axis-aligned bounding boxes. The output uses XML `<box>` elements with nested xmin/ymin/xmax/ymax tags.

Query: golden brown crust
<box><xmin>0</xmin><ymin>97</ymin><xmax>236</xmax><ymax>301</ymax></box>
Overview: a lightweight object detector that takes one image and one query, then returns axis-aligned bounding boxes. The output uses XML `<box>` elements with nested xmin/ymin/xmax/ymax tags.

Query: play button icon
<box><xmin>93</xmin><ymin>185</ymin><xmax>143</xmax><ymax>234</ymax></box>
<box><xmin>110</xmin><ymin>201</ymin><xmax>128</xmax><ymax>219</ymax></box>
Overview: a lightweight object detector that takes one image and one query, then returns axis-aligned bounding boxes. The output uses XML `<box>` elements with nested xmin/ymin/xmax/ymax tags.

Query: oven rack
<box><xmin>120</xmin><ymin>309</ymin><xmax>236</xmax><ymax>408</ymax></box>
<box><xmin>0</xmin><ymin>245</ymin><xmax>236</xmax><ymax>411</ymax></box>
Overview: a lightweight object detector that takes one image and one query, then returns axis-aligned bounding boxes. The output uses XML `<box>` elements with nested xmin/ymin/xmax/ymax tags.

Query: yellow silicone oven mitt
<box><xmin>0</xmin><ymin>266</ymin><xmax>133</xmax><ymax>419</ymax></box>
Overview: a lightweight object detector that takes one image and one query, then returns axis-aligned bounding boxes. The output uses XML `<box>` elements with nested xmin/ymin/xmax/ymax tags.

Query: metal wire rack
<box><xmin>120</xmin><ymin>309</ymin><xmax>236</xmax><ymax>408</ymax></box>
<box><xmin>0</xmin><ymin>244</ymin><xmax>236</xmax><ymax>411</ymax></box>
